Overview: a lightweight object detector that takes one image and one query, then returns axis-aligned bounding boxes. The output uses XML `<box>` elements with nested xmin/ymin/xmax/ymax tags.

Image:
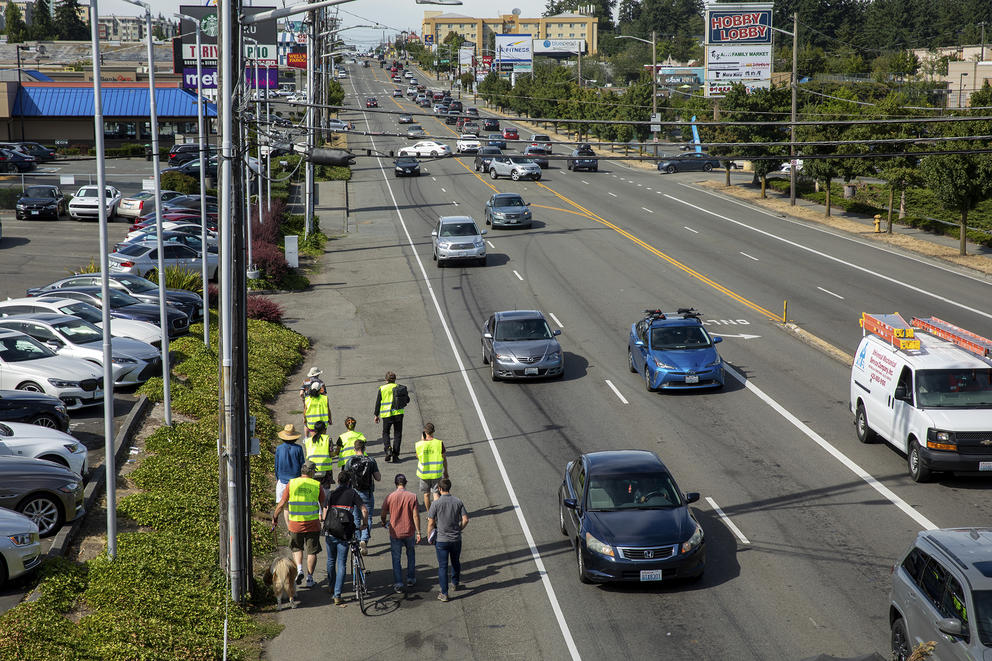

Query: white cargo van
<box><xmin>850</xmin><ymin>313</ymin><xmax>992</xmax><ymax>482</ymax></box>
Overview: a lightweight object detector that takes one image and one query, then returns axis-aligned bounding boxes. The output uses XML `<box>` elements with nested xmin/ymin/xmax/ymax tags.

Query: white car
<box><xmin>68</xmin><ymin>185</ymin><xmax>122</xmax><ymax>220</ymax></box>
<box><xmin>0</xmin><ymin>297</ymin><xmax>162</xmax><ymax>347</ymax></box>
<box><xmin>398</xmin><ymin>141</ymin><xmax>451</xmax><ymax>158</ymax></box>
<box><xmin>108</xmin><ymin>241</ymin><xmax>219</xmax><ymax>280</ymax></box>
<box><xmin>0</xmin><ymin>329</ymin><xmax>104</xmax><ymax>410</ymax></box>
<box><xmin>0</xmin><ymin>314</ymin><xmax>159</xmax><ymax>386</ymax></box>
<box><xmin>0</xmin><ymin>421</ymin><xmax>87</xmax><ymax>475</ymax></box>
<box><xmin>0</xmin><ymin>508</ymin><xmax>41</xmax><ymax>588</ymax></box>
<box><xmin>456</xmin><ymin>134</ymin><xmax>482</xmax><ymax>154</ymax></box>
<box><xmin>780</xmin><ymin>159</ymin><xmax>804</xmax><ymax>173</ymax></box>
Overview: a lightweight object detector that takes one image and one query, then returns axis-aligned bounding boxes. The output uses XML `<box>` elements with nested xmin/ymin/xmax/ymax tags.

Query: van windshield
<box><xmin>975</xmin><ymin>590</ymin><xmax>992</xmax><ymax>646</ymax></box>
<box><xmin>915</xmin><ymin>369</ymin><xmax>992</xmax><ymax>408</ymax></box>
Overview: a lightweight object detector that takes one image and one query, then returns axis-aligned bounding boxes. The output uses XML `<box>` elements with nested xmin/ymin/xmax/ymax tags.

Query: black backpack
<box><xmin>323</xmin><ymin>501</ymin><xmax>356</xmax><ymax>539</ymax></box>
<box><xmin>347</xmin><ymin>455</ymin><xmax>375</xmax><ymax>492</ymax></box>
<box><xmin>392</xmin><ymin>384</ymin><xmax>410</xmax><ymax>411</ymax></box>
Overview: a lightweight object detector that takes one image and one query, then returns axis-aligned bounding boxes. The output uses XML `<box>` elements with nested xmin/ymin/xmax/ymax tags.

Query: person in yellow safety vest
<box><xmin>337</xmin><ymin>416</ymin><xmax>365</xmax><ymax>470</ymax></box>
<box><xmin>374</xmin><ymin>371</ymin><xmax>404</xmax><ymax>463</ymax></box>
<box><xmin>415</xmin><ymin>422</ymin><xmax>448</xmax><ymax>513</ymax></box>
<box><xmin>305</xmin><ymin>420</ymin><xmax>335</xmax><ymax>487</ymax></box>
<box><xmin>303</xmin><ymin>381</ymin><xmax>331</xmax><ymax>436</ymax></box>
<box><xmin>272</xmin><ymin>461</ymin><xmax>327</xmax><ymax>589</ymax></box>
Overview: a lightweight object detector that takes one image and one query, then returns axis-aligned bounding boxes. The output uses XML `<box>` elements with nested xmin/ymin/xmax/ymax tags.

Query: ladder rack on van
<box><xmin>911</xmin><ymin>316</ymin><xmax>992</xmax><ymax>359</ymax></box>
<box><xmin>860</xmin><ymin>313</ymin><xmax>921</xmax><ymax>350</ymax></box>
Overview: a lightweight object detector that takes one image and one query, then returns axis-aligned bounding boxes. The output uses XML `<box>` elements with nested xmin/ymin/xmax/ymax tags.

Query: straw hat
<box><xmin>307</xmin><ymin>367</ymin><xmax>323</xmax><ymax>378</ymax></box>
<box><xmin>278</xmin><ymin>424</ymin><xmax>301</xmax><ymax>441</ymax></box>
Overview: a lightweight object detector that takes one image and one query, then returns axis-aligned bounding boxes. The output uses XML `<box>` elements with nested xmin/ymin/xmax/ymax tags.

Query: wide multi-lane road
<box><xmin>335</xmin><ymin>64</ymin><xmax>992</xmax><ymax>659</ymax></box>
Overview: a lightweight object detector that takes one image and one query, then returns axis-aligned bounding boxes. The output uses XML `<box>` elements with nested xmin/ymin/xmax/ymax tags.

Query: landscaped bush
<box><xmin>246</xmin><ymin>294</ymin><xmax>284</xmax><ymax>324</ymax></box>
<box><xmin>0</xmin><ymin>187</ymin><xmax>21</xmax><ymax>209</ymax></box>
<box><xmin>145</xmin><ymin>265</ymin><xmax>204</xmax><ymax>294</ymax></box>
<box><xmin>251</xmin><ymin>240</ymin><xmax>289</xmax><ymax>283</ymax></box>
<box><xmin>207</xmin><ymin>283</ymin><xmax>219</xmax><ymax>308</ymax></box>
<box><xmin>160</xmin><ymin>171</ymin><xmax>199</xmax><ymax>195</ymax></box>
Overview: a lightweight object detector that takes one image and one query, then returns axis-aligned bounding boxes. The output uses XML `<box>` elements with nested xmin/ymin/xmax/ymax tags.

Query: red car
<box><xmin>502</xmin><ymin>127</ymin><xmax>518</xmax><ymax>140</ymax></box>
<box><xmin>366</xmin><ymin>97</ymin><xmax>378</xmax><ymax>108</ymax></box>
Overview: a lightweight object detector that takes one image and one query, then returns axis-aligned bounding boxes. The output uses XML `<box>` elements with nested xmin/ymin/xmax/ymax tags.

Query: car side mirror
<box><xmin>684</xmin><ymin>492</ymin><xmax>700</xmax><ymax>504</ymax></box>
<box><xmin>712</xmin><ymin>336</ymin><xmax>723</xmax><ymax>344</ymax></box>
<box><xmin>45</xmin><ymin>340</ymin><xmax>62</xmax><ymax>349</ymax></box>
<box><xmin>552</xmin><ymin>329</ymin><xmax>561</xmax><ymax>336</ymax></box>
<box><xmin>634</xmin><ymin>340</ymin><xmax>644</xmax><ymax>347</ymax></box>
<box><xmin>431</xmin><ymin>230</ymin><xmax>437</xmax><ymax>237</ymax></box>
<box><xmin>483</xmin><ymin>332</ymin><xmax>493</xmax><ymax>340</ymax></box>
<box><xmin>894</xmin><ymin>384</ymin><xmax>909</xmax><ymax>401</ymax></box>
<box><xmin>937</xmin><ymin>618</ymin><xmax>964</xmax><ymax>637</ymax></box>
<box><xmin>563</xmin><ymin>498</ymin><xmax>577</xmax><ymax>510</ymax></box>
<box><xmin>481</xmin><ymin>229</ymin><xmax>488</xmax><ymax>235</ymax></box>
<box><xmin>525</xmin><ymin>202</ymin><xmax>531</xmax><ymax>206</ymax></box>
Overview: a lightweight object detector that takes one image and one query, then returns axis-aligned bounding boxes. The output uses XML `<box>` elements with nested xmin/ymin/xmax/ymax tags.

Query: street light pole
<box><xmin>959</xmin><ymin>72</ymin><xmax>969</xmax><ymax>108</ymax></box>
<box><xmin>768</xmin><ymin>18</ymin><xmax>799</xmax><ymax>205</ymax></box>
<box><xmin>615</xmin><ymin>32</ymin><xmax>657</xmax><ymax>156</ymax></box>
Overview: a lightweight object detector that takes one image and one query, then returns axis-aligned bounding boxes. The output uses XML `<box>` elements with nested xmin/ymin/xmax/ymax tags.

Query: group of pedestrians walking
<box><xmin>272</xmin><ymin>368</ymin><xmax>470</xmax><ymax>606</ymax></box>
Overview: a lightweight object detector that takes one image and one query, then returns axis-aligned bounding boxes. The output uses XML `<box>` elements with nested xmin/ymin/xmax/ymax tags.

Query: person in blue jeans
<box><xmin>380</xmin><ymin>473</ymin><xmax>421</xmax><ymax>592</ymax></box>
<box><xmin>344</xmin><ymin>438</ymin><xmax>381</xmax><ymax>556</ymax></box>
<box><xmin>323</xmin><ymin>471</ymin><xmax>367</xmax><ymax>606</ymax></box>
<box><xmin>426</xmin><ymin>478</ymin><xmax>469</xmax><ymax>602</ymax></box>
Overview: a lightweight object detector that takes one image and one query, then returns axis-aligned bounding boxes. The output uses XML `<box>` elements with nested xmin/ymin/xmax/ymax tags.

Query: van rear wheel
<box><xmin>855</xmin><ymin>404</ymin><xmax>876</xmax><ymax>444</ymax></box>
<box><xmin>908</xmin><ymin>440</ymin><xmax>932</xmax><ymax>483</ymax></box>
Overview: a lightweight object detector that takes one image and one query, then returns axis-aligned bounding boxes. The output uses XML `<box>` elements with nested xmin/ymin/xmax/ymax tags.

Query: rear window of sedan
<box><xmin>118</xmin><ymin>244</ymin><xmax>151</xmax><ymax>257</ymax></box>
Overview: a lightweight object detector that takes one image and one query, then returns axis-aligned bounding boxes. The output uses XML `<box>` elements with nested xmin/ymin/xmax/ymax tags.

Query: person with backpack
<box><xmin>345</xmin><ymin>438</ymin><xmax>381</xmax><ymax>556</ymax></box>
<box><xmin>303</xmin><ymin>381</ymin><xmax>331</xmax><ymax>436</ymax></box>
<box><xmin>373</xmin><ymin>371</ymin><xmax>408</xmax><ymax>463</ymax></box>
<box><xmin>299</xmin><ymin>366</ymin><xmax>324</xmax><ymax>402</ymax></box>
<box><xmin>322</xmin><ymin>471</ymin><xmax>369</xmax><ymax>606</ymax></box>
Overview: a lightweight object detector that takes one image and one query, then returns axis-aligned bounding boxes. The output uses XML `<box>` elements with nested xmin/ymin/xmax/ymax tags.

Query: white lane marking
<box><xmin>683</xmin><ymin>226</ymin><xmax>699</xmax><ymax>234</ymax></box>
<box><xmin>646</xmin><ymin>187</ymin><xmax>652</xmax><ymax>191</ymax></box>
<box><xmin>657</xmin><ymin>190</ymin><xmax>663</xmax><ymax>194</ymax></box>
<box><xmin>637</xmin><ymin>183</ymin><xmax>643</xmax><ymax>187</ymax></box>
<box><xmin>512</xmin><ymin>269</ymin><xmax>524</xmax><ymax>281</ymax></box>
<box><xmin>581</xmin><ymin>180</ymin><xmax>589</xmax><ymax>185</ymax></box>
<box><xmin>604</xmin><ymin>379</ymin><xmax>629</xmax><ymax>405</ymax></box>
<box><xmin>740</xmin><ymin>251</ymin><xmax>759</xmax><ymax>261</ymax></box>
<box><xmin>608</xmin><ymin>192</ymin><xmax>618</xmax><ymax>197</ymax></box>
<box><xmin>452</xmin><ymin>201</ymin><xmax>458</xmax><ymax>206</ymax></box>
<box><xmin>641</xmin><ymin>207</ymin><xmax>653</xmax><ymax>213</ymax></box>
<box><xmin>723</xmin><ymin>363</ymin><xmax>937</xmax><ymax>531</ymax></box>
<box><xmin>352</xmin><ymin>78</ymin><xmax>582</xmax><ymax>661</ymax></box>
<box><xmin>817</xmin><ymin>286</ymin><xmax>844</xmax><ymax>300</ymax></box>
<box><xmin>486</xmin><ymin>240</ymin><xmax>495</xmax><ymax>249</ymax></box>
<box><xmin>549</xmin><ymin>312</ymin><xmax>563</xmax><ymax>327</ymax></box>
<box><xmin>705</xmin><ymin>497</ymin><xmax>750</xmax><ymax>545</ymax></box>
<box><xmin>612</xmin><ymin>174</ymin><xmax>618</xmax><ymax>177</ymax></box>
<box><xmin>432</xmin><ymin>177</ymin><xmax>437</xmax><ymax>182</ymax></box>
<box><xmin>666</xmin><ymin>192</ymin><xmax>992</xmax><ymax>321</ymax></box>
<box><xmin>441</xmin><ymin>187</ymin><xmax>447</xmax><ymax>192</ymax></box>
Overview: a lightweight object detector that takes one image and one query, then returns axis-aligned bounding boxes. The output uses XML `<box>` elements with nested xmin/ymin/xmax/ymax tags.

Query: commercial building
<box><xmin>421</xmin><ymin>11</ymin><xmax>598</xmax><ymax>57</ymax></box>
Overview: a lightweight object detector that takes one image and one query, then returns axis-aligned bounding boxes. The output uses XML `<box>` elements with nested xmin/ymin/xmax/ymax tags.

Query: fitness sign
<box><xmin>703</xmin><ymin>2</ymin><xmax>773</xmax><ymax>97</ymax></box>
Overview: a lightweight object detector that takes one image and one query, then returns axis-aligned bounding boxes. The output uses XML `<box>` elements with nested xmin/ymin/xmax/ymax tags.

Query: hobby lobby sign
<box><xmin>706</xmin><ymin>7</ymin><xmax>773</xmax><ymax>44</ymax></box>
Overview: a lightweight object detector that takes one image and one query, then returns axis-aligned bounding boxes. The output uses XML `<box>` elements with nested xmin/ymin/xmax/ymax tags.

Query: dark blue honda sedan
<box><xmin>559</xmin><ymin>450</ymin><xmax>704</xmax><ymax>584</ymax></box>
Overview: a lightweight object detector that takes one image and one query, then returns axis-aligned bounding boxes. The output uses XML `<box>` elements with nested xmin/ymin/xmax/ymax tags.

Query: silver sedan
<box><xmin>482</xmin><ymin>310</ymin><xmax>564</xmax><ymax>381</ymax></box>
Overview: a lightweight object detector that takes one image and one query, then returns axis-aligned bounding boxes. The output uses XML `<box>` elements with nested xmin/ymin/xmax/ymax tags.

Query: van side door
<box><xmin>891</xmin><ymin>366</ymin><xmax>916</xmax><ymax>453</ymax></box>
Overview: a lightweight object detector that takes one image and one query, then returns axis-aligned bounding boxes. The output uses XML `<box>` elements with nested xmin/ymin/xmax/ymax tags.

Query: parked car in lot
<box><xmin>0</xmin><ymin>420</ymin><xmax>87</xmax><ymax>475</ymax></box>
<box><xmin>325</xmin><ymin>119</ymin><xmax>353</xmax><ymax>132</ymax></box>
<box><xmin>16</xmin><ymin>185</ymin><xmax>65</xmax><ymax>219</ymax></box>
<box><xmin>0</xmin><ymin>297</ymin><xmax>161</xmax><ymax>348</ymax></box>
<box><xmin>393</xmin><ymin>155</ymin><xmax>421</xmax><ymax>177</ymax></box>
<box><xmin>15</xmin><ymin>142</ymin><xmax>56</xmax><ymax>162</ymax></box>
<box><xmin>108</xmin><ymin>241</ymin><xmax>219</xmax><ymax>281</ymax></box>
<box><xmin>559</xmin><ymin>450</ymin><xmax>705</xmax><ymax>584</ymax></box>
<box><xmin>35</xmin><ymin>288</ymin><xmax>189</xmax><ymax>338</ymax></box>
<box><xmin>567</xmin><ymin>146</ymin><xmax>599</xmax><ymax>172</ymax></box>
<box><xmin>0</xmin><ymin>389</ymin><xmax>68</xmax><ymax>431</ymax></box>
<box><xmin>627</xmin><ymin>308</ymin><xmax>724</xmax><ymax>390</ymax></box>
<box><xmin>657</xmin><ymin>152</ymin><xmax>721</xmax><ymax>173</ymax></box>
<box><xmin>0</xmin><ymin>148</ymin><xmax>36</xmax><ymax>172</ymax></box>
<box><xmin>117</xmin><ymin>190</ymin><xmax>185</xmax><ymax>219</ymax></box>
<box><xmin>431</xmin><ymin>215</ymin><xmax>487</xmax><ymax>267</ymax></box>
<box><xmin>68</xmin><ymin>185</ymin><xmax>122</xmax><ymax>220</ymax></box>
<box><xmin>488</xmin><ymin>156</ymin><xmax>542</xmax><ymax>181</ymax></box>
<box><xmin>118</xmin><ymin>230</ymin><xmax>217</xmax><ymax>256</ymax></box>
<box><xmin>484</xmin><ymin>192</ymin><xmax>532</xmax><ymax>229</ymax></box>
<box><xmin>482</xmin><ymin>310</ymin><xmax>562</xmax><ymax>380</ymax></box>
<box><xmin>398</xmin><ymin>141</ymin><xmax>451</xmax><ymax>158</ymax></box>
<box><xmin>523</xmin><ymin>145</ymin><xmax>550</xmax><ymax>169</ymax></box>
<box><xmin>0</xmin><ymin>328</ymin><xmax>104</xmax><ymax>410</ymax></box>
<box><xmin>0</xmin><ymin>314</ymin><xmax>160</xmax><ymax>386</ymax></box>
<box><xmin>0</xmin><ymin>508</ymin><xmax>41</xmax><ymax>587</ymax></box>
<box><xmin>162</xmin><ymin>156</ymin><xmax>218</xmax><ymax>178</ymax></box>
<box><xmin>0</xmin><ymin>455</ymin><xmax>84</xmax><ymax>537</ymax></box>
<box><xmin>168</xmin><ymin>143</ymin><xmax>217</xmax><ymax>166</ymax></box>
<box><xmin>28</xmin><ymin>273</ymin><xmax>202</xmax><ymax>322</ymax></box>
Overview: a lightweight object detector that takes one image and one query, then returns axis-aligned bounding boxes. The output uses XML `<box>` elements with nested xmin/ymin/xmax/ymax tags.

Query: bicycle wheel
<box><xmin>352</xmin><ymin>544</ymin><xmax>368</xmax><ymax>614</ymax></box>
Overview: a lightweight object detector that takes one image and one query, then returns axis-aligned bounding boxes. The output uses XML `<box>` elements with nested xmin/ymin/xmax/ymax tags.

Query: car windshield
<box><xmin>586</xmin><ymin>473</ymin><xmax>682</xmax><ymax>510</ymax></box>
<box><xmin>511</xmin><ymin>158</ymin><xmax>534</xmax><ymax>165</ymax></box>
<box><xmin>494</xmin><ymin>196</ymin><xmax>524</xmax><ymax>208</ymax></box>
<box><xmin>975</xmin><ymin>590</ymin><xmax>992</xmax><ymax>646</ymax></box>
<box><xmin>650</xmin><ymin>325</ymin><xmax>712</xmax><ymax>350</ymax></box>
<box><xmin>104</xmin><ymin>290</ymin><xmax>142</xmax><ymax>307</ymax></box>
<box><xmin>915</xmin><ymin>369</ymin><xmax>992</xmax><ymax>408</ymax></box>
<box><xmin>438</xmin><ymin>222</ymin><xmax>478</xmax><ymax>238</ymax></box>
<box><xmin>24</xmin><ymin>186</ymin><xmax>56</xmax><ymax>198</ymax></box>
<box><xmin>408</xmin><ymin>125</ymin><xmax>423</xmax><ymax>131</ymax></box>
<box><xmin>0</xmin><ymin>334</ymin><xmax>55</xmax><ymax>361</ymax></box>
<box><xmin>396</xmin><ymin>157</ymin><xmax>417</xmax><ymax>165</ymax></box>
<box><xmin>114</xmin><ymin>276</ymin><xmax>156</xmax><ymax>293</ymax></box>
<box><xmin>129</xmin><ymin>192</ymin><xmax>153</xmax><ymax>200</ymax></box>
<box><xmin>57</xmin><ymin>303</ymin><xmax>102</xmax><ymax>324</ymax></box>
<box><xmin>495</xmin><ymin>318</ymin><xmax>552</xmax><ymax>341</ymax></box>
<box><xmin>54</xmin><ymin>319</ymin><xmax>103</xmax><ymax>343</ymax></box>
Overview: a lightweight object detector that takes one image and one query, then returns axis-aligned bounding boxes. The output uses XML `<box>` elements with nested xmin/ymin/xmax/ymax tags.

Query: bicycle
<box><xmin>349</xmin><ymin>537</ymin><xmax>369</xmax><ymax>614</ymax></box>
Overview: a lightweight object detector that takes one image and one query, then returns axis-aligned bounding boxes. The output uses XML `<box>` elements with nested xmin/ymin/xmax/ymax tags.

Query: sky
<box><xmin>100</xmin><ymin>0</ymin><xmax>549</xmax><ymax>46</ymax></box>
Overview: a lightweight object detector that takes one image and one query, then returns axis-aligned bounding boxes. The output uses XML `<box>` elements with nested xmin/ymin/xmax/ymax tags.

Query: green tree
<box><xmin>54</xmin><ymin>0</ymin><xmax>89</xmax><ymax>41</ymax></box>
<box><xmin>326</xmin><ymin>79</ymin><xmax>344</xmax><ymax>107</ymax></box>
<box><xmin>4</xmin><ymin>2</ymin><xmax>28</xmax><ymax>42</ymax></box>
<box><xmin>544</xmin><ymin>0</ymin><xmax>615</xmax><ymax>32</ymax></box>
<box><xmin>617</xmin><ymin>0</ymin><xmax>642</xmax><ymax>26</ymax></box>
<box><xmin>862</xmin><ymin>93</ymin><xmax>923</xmax><ymax>231</ymax></box>
<box><xmin>30</xmin><ymin>0</ymin><xmax>55</xmax><ymax>40</ymax></box>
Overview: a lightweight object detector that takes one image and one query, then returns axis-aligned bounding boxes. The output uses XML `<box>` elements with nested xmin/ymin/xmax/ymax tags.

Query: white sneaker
<box><xmin>359</xmin><ymin>540</ymin><xmax>368</xmax><ymax>556</ymax></box>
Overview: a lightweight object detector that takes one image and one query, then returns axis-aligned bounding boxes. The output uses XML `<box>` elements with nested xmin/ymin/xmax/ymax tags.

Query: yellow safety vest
<box><xmin>304</xmin><ymin>433</ymin><xmax>334</xmax><ymax>474</ymax></box>
<box><xmin>379</xmin><ymin>383</ymin><xmax>403</xmax><ymax>417</ymax></box>
<box><xmin>287</xmin><ymin>476</ymin><xmax>321</xmax><ymax>522</ymax></box>
<box><xmin>416</xmin><ymin>437</ymin><xmax>444</xmax><ymax>479</ymax></box>
<box><xmin>337</xmin><ymin>430</ymin><xmax>365</xmax><ymax>468</ymax></box>
<box><xmin>304</xmin><ymin>394</ymin><xmax>330</xmax><ymax>426</ymax></box>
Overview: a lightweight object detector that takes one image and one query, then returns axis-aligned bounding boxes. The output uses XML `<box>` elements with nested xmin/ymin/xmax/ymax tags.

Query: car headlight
<box><xmin>48</xmin><ymin>378</ymin><xmax>80</xmax><ymax>388</ymax></box>
<box><xmin>8</xmin><ymin>532</ymin><xmax>34</xmax><ymax>546</ymax></box>
<box><xmin>16</xmin><ymin>203</ymin><xmax>24</xmax><ymax>209</ymax></box>
<box><xmin>437</xmin><ymin>241</ymin><xmax>451</xmax><ymax>249</ymax></box>
<box><xmin>546</xmin><ymin>351</ymin><xmax>561</xmax><ymax>362</ymax></box>
<box><xmin>494</xmin><ymin>353</ymin><xmax>513</xmax><ymax>362</ymax></box>
<box><xmin>523</xmin><ymin>210</ymin><xmax>532</xmax><ymax>218</ymax></box>
<box><xmin>585</xmin><ymin>531</ymin><xmax>614</xmax><ymax>558</ymax></box>
<box><xmin>652</xmin><ymin>357</ymin><xmax>675</xmax><ymax>369</ymax></box>
<box><xmin>63</xmin><ymin>443</ymin><xmax>79</xmax><ymax>453</ymax></box>
<box><xmin>708</xmin><ymin>356</ymin><xmax>723</xmax><ymax>367</ymax></box>
<box><xmin>111</xmin><ymin>356</ymin><xmax>137</xmax><ymax>365</ymax></box>
<box><xmin>681</xmin><ymin>524</ymin><xmax>703</xmax><ymax>554</ymax></box>
<box><xmin>927</xmin><ymin>428</ymin><xmax>956</xmax><ymax>450</ymax></box>
<box><xmin>58</xmin><ymin>482</ymin><xmax>79</xmax><ymax>493</ymax></box>
<box><xmin>474</xmin><ymin>239</ymin><xmax>484</xmax><ymax>248</ymax></box>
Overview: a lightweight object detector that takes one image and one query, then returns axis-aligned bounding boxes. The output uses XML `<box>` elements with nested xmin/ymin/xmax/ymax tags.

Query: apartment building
<box><xmin>421</xmin><ymin>11</ymin><xmax>598</xmax><ymax>56</ymax></box>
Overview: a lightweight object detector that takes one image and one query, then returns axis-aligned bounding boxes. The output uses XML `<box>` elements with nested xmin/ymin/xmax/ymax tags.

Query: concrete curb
<box><xmin>777</xmin><ymin>322</ymin><xmax>854</xmax><ymax>366</ymax></box>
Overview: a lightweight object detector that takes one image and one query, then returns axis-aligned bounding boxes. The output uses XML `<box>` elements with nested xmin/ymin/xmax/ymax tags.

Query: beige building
<box><xmin>421</xmin><ymin>11</ymin><xmax>598</xmax><ymax>57</ymax></box>
<box><xmin>945</xmin><ymin>59</ymin><xmax>992</xmax><ymax>108</ymax></box>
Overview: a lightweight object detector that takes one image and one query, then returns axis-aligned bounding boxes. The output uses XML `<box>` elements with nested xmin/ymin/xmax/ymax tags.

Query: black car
<box><xmin>445</xmin><ymin>111</ymin><xmax>459</xmax><ymax>126</ymax></box>
<box><xmin>474</xmin><ymin>147</ymin><xmax>503</xmax><ymax>172</ymax></box>
<box><xmin>567</xmin><ymin>147</ymin><xmax>598</xmax><ymax>172</ymax></box>
<box><xmin>559</xmin><ymin>450</ymin><xmax>705</xmax><ymax>584</ymax></box>
<box><xmin>657</xmin><ymin>152</ymin><xmax>721</xmax><ymax>174</ymax></box>
<box><xmin>464</xmin><ymin>107</ymin><xmax>479</xmax><ymax>117</ymax></box>
<box><xmin>29</xmin><ymin>274</ymin><xmax>203</xmax><ymax>322</ymax></box>
<box><xmin>168</xmin><ymin>143</ymin><xmax>218</xmax><ymax>166</ymax></box>
<box><xmin>523</xmin><ymin>146</ymin><xmax>550</xmax><ymax>169</ymax></box>
<box><xmin>16</xmin><ymin>185</ymin><xmax>66</xmax><ymax>220</ymax></box>
<box><xmin>0</xmin><ymin>148</ymin><xmax>36</xmax><ymax>173</ymax></box>
<box><xmin>394</xmin><ymin>155</ymin><xmax>421</xmax><ymax>177</ymax></box>
<box><xmin>482</xmin><ymin>118</ymin><xmax>500</xmax><ymax>132</ymax></box>
<box><xmin>448</xmin><ymin>100</ymin><xmax>463</xmax><ymax>113</ymax></box>
<box><xmin>0</xmin><ymin>390</ymin><xmax>69</xmax><ymax>431</ymax></box>
<box><xmin>35</xmin><ymin>288</ymin><xmax>189</xmax><ymax>338</ymax></box>
<box><xmin>16</xmin><ymin>142</ymin><xmax>56</xmax><ymax>162</ymax></box>
<box><xmin>162</xmin><ymin>156</ymin><xmax>218</xmax><ymax>178</ymax></box>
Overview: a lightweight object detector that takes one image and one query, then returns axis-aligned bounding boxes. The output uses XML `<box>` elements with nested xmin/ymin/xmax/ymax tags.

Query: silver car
<box><xmin>488</xmin><ymin>156</ymin><xmax>542</xmax><ymax>181</ymax></box>
<box><xmin>0</xmin><ymin>508</ymin><xmax>40</xmax><ymax>587</ymax></box>
<box><xmin>432</xmin><ymin>216</ymin><xmax>487</xmax><ymax>267</ymax></box>
<box><xmin>482</xmin><ymin>310</ymin><xmax>564</xmax><ymax>381</ymax></box>
<box><xmin>484</xmin><ymin>193</ymin><xmax>532</xmax><ymax>229</ymax></box>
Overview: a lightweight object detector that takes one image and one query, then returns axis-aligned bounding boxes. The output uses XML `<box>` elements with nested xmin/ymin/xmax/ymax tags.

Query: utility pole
<box><xmin>304</xmin><ymin>11</ymin><xmax>315</xmax><ymax>239</ymax></box>
<box><xmin>980</xmin><ymin>22</ymin><xmax>987</xmax><ymax>62</ymax></box>
<box><xmin>790</xmin><ymin>12</ymin><xmax>798</xmax><ymax>206</ymax></box>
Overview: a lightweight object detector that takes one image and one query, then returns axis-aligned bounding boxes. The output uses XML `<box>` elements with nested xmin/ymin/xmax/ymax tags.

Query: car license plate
<box><xmin>685</xmin><ymin>374</ymin><xmax>699</xmax><ymax>384</ymax></box>
<box><xmin>640</xmin><ymin>570</ymin><xmax>663</xmax><ymax>581</ymax></box>
<box><xmin>30</xmin><ymin>210</ymin><xmax>38</xmax><ymax>215</ymax></box>
<box><xmin>524</xmin><ymin>367</ymin><xmax>538</xmax><ymax>375</ymax></box>
<box><xmin>980</xmin><ymin>462</ymin><xmax>992</xmax><ymax>471</ymax></box>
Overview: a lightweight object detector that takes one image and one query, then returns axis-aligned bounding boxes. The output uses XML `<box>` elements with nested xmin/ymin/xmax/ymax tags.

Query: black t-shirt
<box><xmin>327</xmin><ymin>486</ymin><xmax>364</xmax><ymax>509</ymax></box>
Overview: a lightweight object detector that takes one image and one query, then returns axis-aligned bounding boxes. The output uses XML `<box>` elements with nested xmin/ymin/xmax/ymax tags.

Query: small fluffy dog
<box><xmin>264</xmin><ymin>555</ymin><xmax>298</xmax><ymax>610</ymax></box>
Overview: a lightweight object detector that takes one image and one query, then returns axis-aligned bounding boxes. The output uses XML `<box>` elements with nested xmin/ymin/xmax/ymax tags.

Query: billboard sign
<box><xmin>246</xmin><ymin>67</ymin><xmax>278</xmax><ymax>89</ymax></box>
<box><xmin>179</xmin><ymin>5</ymin><xmax>277</xmax><ymax>66</ymax></box>
<box><xmin>707</xmin><ymin>8</ymin><xmax>773</xmax><ymax>44</ymax></box>
<box><xmin>459</xmin><ymin>46</ymin><xmax>474</xmax><ymax>66</ymax></box>
<box><xmin>424</xmin><ymin>34</ymin><xmax>434</xmax><ymax>46</ymax></box>
<box><xmin>533</xmin><ymin>39</ymin><xmax>585</xmax><ymax>55</ymax></box>
<box><xmin>287</xmin><ymin>52</ymin><xmax>307</xmax><ymax>69</ymax></box>
<box><xmin>496</xmin><ymin>33</ymin><xmax>533</xmax><ymax>72</ymax></box>
<box><xmin>182</xmin><ymin>66</ymin><xmax>218</xmax><ymax>89</ymax></box>
<box><xmin>705</xmin><ymin>79</ymin><xmax>770</xmax><ymax>97</ymax></box>
<box><xmin>706</xmin><ymin>45</ymin><xmax>772</xmax><ymax>80</ymax></box>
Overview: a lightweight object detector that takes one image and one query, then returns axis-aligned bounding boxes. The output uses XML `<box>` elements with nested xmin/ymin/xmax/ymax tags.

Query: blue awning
<box><xmin>13</xmin><ymin>86</ymin><xmax>218</xmax><ymax>118</ymax></box>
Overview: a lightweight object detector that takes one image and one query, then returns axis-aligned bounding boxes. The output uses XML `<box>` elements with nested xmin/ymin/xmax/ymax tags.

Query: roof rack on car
<box><xmin>643</xmin><ymin>307</ymin><xmax>701</xmax><ymax>320</ymax></box>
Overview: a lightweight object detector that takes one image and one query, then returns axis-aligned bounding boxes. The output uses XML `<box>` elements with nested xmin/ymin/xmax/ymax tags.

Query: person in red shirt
<box><xmin>380</xmin><ymin>473</ymin><xmax>421</xmax><ymax>592</ymax></box>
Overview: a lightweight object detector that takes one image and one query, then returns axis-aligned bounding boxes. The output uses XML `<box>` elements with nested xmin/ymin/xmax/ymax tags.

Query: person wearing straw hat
<box><xmin>299</xmin><ymin>366</ymin><xmax>325</xmax><ymax>402</ymax></box>
<box><xmin>275</xmin><ymin>423</ymin><xmax>306</xmax><ymax>528</ymax></box>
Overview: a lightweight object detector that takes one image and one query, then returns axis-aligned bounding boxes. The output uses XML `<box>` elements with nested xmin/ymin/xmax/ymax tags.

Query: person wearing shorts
<box><xmin>272</xmin><ymin>461</ymin><xmax>327</xmax><ymax>588</ymax></box>
<box><xmin>415</xmin><ymin>423</ymin><xmax>447</xmax><ymax>512</ymax></box>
